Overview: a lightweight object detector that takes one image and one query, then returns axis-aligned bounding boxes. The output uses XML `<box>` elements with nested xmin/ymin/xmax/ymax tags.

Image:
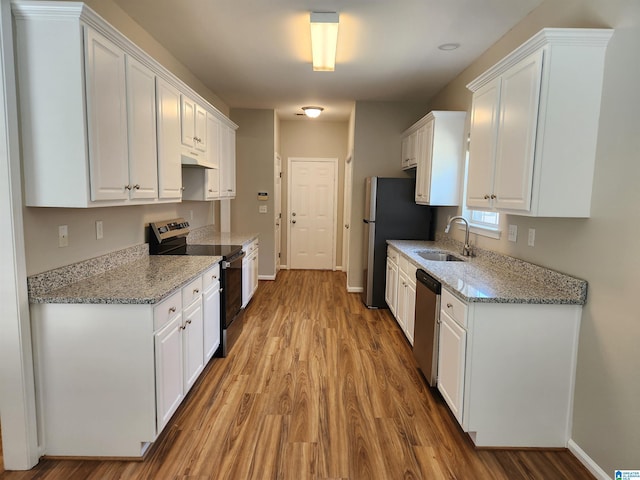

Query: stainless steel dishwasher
<box><xmin>413</xmin><ymin>269</ymin><xmax>441</xmax><ymax>387</ymax></box>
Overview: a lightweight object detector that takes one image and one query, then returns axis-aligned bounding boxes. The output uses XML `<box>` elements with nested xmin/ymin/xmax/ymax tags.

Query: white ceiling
<box><xmin>111</xmin><ymin>0</ymin><xmax>543</xmax><ymax>121</ymax></box>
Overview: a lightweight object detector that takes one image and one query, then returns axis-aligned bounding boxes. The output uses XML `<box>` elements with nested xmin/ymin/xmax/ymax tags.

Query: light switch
<box><xmin>508</xmin><ymin>224</ymin><xmax>518</xmax><ymax>242</ymax></box>
<box><xmin>259</xmin><ymin>205</ymin><xmax>268</xmax><ymax>214</ymax></box>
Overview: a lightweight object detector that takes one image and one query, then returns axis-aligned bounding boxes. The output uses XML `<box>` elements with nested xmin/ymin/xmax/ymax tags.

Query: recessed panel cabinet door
<box><xmin>155</xmin><ymin>315</ymin><xmax>184</xmax><ymax>433</ymax></box>
<box><xmin>493</xmin><ymin>50</ymin><xmax>543</xmax><ymax>212</ymax></box>
<box><xmin>84</xmin><ymin>28</ymin><xmax>129</xmax><ymax>201</ymax></box>
<box><xmin>156</xmin><ymin>78</ymin><xmax>183</xmax><ymax>199</ymax></box>
<box><xmin>182</xmin><ymin>299</ymin><xmax>204</xmax><ymax>393</ymax></box>
<box><xmin>126</xmin><ymin>56</ymin><xmax>158</xmax><ymax>200</ymax></box>
<box><xmin>467</xmin><ymin>78</ymin><xmax>501</xmax><ymax>209</ymax></box>
<box><xmin>437</xmin><ymin>310</ymin><xmax>467</xmax><ymax>425</ymax></box>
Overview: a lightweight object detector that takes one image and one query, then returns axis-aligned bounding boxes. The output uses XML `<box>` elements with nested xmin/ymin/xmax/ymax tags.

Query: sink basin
<box><xmin>418</xmin><ymin>251</ymin><xmax>464</xmax><ymax>262</ymax></box>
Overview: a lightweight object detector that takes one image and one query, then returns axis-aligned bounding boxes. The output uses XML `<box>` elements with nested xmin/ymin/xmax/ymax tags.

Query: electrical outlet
<box><xmin>528</xmin><ymin>228</ymin><xmax>536</xmax><ymax>247</ymax></box>
<box><xmin>508</xmin><ymin>224</ymin><xmax>518</xmax><ymax>242</ymax></box>
<box><xmin>259</xmin><ymin>205</ymin><xmax>268</xmax><ymax>214</ymax></box>
<box><xmin>58</xmin><ymin>225</ymin><xmax>68</xmax><ymax>247</ymax></box>
<box><xmin>96</xmin><ymin>220</ymin><xmax>103</xmax><ymax>240</ymax></box>
<box><xmin>189</xmin><ymin>210</ymin><xmax>194</xmax><ymax>220</ymax></box>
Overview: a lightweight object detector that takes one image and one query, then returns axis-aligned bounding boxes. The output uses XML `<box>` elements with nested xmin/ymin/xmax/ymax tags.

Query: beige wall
<box><xmin>279</xmin><ymin>120</ymin><xmax>349</xmax><ymax>269</ymax></box>
<box><xmin>346</xmin><ymin>101</ymin><xmax>428</xmax><ymax>290</ymax></box>
<box><xmin>429</xmin><ymin>0</ymin><xmax>640</xmax><ymax>473</ymax></box>
<box><xmin>229</xmin><ymin>109</ymin><xmax>276</xmax><ymax>277</ymax></box>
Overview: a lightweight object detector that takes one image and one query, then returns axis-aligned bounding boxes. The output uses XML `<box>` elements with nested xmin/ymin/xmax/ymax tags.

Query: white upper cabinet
<box><xmin>404</xmin><ymin>111</ymin><xmax>466</xmax><ymax>206</ymax></box>
<box><xmin>125</xmin><ymin>56</ymin><xmax>158</xmax><ymax>200</ymax></box>
<box><xmin>180</xmin><ymin>96</ymin><xmax>209</xmax><ymax>166</ymax></box>
<box><xmin>84</xmin><ymin>28</ymin><xmax>129</xmax><ymax>202</ymax></box>
<box><xmin>156</xmin><ymin>78</ymin><xmax>183</xmax><ymax>200</ymax></box>
<box><xmin>467</xmin><ymin>28</ymin><xmax>613</xmax><ymax>217</ymax></box>
<box><xmin>219</xmin><ymin>124</ymin><xmax>237</xmax><ymax>198</ymax></box>
<box><xmin>12</xmin><ymin>1</ymin><xmax>237</xmax><ymax>208</ymax></box>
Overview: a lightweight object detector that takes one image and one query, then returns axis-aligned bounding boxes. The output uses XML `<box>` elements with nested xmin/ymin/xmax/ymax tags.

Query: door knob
<box><xmin>345</xmin><ymin>224</ymin><xmax>350</xmax><ymax>229</ymax></box>
<box><xmin>292</xmin><ymin>220</ymin><xmax>296</xmax><ymax>224</ymax></box>
<box><xmin>292</xmin><ymin>212</ymin><xmax>296</xmax><ymax>216</ymax></box>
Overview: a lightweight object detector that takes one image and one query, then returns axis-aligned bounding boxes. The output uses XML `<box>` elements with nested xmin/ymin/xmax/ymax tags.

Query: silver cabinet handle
<box><xmin>169</xmin><ymin>306</ymin><xmax>177</xmax><ymax>313</ymax></box>
<box><xmin>212</xmin><ymin>275</ymin><xmax>217</xmax><ymax>280</ymax></box>
<box><xmin>490</xmin><ymin>194</ymin><xmax>497</xmax><ymax>199</ymax></box>
<box><xmin>208</xmin><ymin>189</ymin><xmax>213</xmax><ymax>192</ymax></box>
<box><xmin>186</xmin><ymin>319</ymin><xmax>192</xmax><ymax>325</ymax></box>
<box><xmin>193</xmin><ymin>288</ymin><xmax>200</xmax><ymax>294</ymax></box>
<box><xmin>125</xmin><ymin>184</ymin><xmax>132</xmax><ymax>190</ymax></box>
<box><xmin>133</xmin><ymin>184</ymin><xmax>140</xmax><ymax>190</ymax></box>
<box><xmin>484</xmin><ymin>194</ymin><xmax>490</xmax><ymax>199</ymax></box>
<box><xmin>447</xmin><ymin>303</ymin><xmax>453</xmax><ymax>308</ymax></box>
<box><xmin>179</xmin><ymin>324</ymin><xmax>186</xmax><ymax>330</ymax></box>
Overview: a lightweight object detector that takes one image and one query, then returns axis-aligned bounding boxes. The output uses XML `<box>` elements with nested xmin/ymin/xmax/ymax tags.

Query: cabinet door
<box><xmin>155</xmin><ymin>314</ymin><xmax>184</xmax><ymax>432</ymax></box>
<box><xmin>251</xmin><ymin>249</ymin><xmax>259</xmax><ymax>297</ymax></box>
<box><xmin>415</xmin><ymin>121</ymin><xmax>434</xmax><ymax>204</ymax></box>
<box><xmin>404</xmin><ymin>281</ymin><xmax>416</xmax><ymax>346</ymax></box>
<box><xmin>396</xmin><ymin>272</ymin><xmax>408</xmax><ymax>333</ymax></box>
<box><xmin>203</xmin><ymin>282</ymin><xmax>220</xmax><ymax>363</ymax></box>
<box><xmin>84</xmin><ymin>28</ymin><xmax>129</xmax><ymax>201</ymax></box>
<box><xmin>156</xmin><ymin>78</ymin><xmax>183</xmax><ymax>199</ymax></box>
<box><xmin>206</xmin><ymin>169</ymin><xmax>220</xmax><ymax>200</ymax></box>
<box><xmin>207</xmin><ymin>114</ymin><xmax>221</xmax><ymax>169</ymax></box>
<box><xmin>385</xmin><ymin>258</ymin><xmax>398</xmax><ymax>315</ymax></box>
<box><xmin>241</xmin><ymin>256</ymin><xmax>250</xmax><ymax>308</ymax></box>
<box><xmin>220</xmin><ymin>125</ymin><xmax>236</xmax><ymax>198</ymax></box>
<box><xmin>467</xmin><ymin>77</ymin><xmax>501</xmax><ymax>209</ymax></box>
<box><xmin>401</xmin><ymin>135</ymin><xmax>411</xmax><ymax>169</ymax></box>
<box><xmin>194</xmin><ymin>105</ymin><xmax>207</xmax><ymax>152</ymax></box>
<box><xmin>183</xmin><ymin>298</ymin><xmax>204</xmax><ymax>393</ymax></box>
<box><xmin>125</xmin><ymin>56</ymin><xmax>158</xmax><ymax>200</ymax></box>
<box><xmin>493</xmin><ymin>50</ymin><xmax>543</xmax><ymax>212</ymax></box>
<box><xmin>180</xmin><ymin>96</ymin><xmax>196</xmax><ymax>147</ymax></box>
<box><xmin>438</xmin><ymin>310</ymin><xmax>467</xmax><ymax>425</ymax></box>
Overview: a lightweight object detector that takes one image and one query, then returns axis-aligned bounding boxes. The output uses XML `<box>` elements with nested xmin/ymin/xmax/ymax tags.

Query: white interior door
<box><xmin>342</xmin><ymin>154</ymin><xmax>353</xmax><ymax>273</ymax></box>
<box><xmin>274</xmin><ymin>152</ymin><xmax>282</xmax><ymax>274</ymax></box>
<box><xmin>288</xmin><ymin>157</ymin><xmax>337</xmax><ymax>270</ymax></box>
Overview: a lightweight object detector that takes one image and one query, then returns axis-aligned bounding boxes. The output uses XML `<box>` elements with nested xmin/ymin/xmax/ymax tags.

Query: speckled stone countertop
<box><xmin>188</xmin><ymin>225</ymin><xmax>258</xmax><ymax>246</ymax></box>
<box><xmin>28</xmin><ymin>245</ymin><xmax>220</xmax><ymax>305</ymax></box>
<box><xmin>387</xmin><ymin>239</ymin><xmax>587</xmax><ymax>305</ymax></box>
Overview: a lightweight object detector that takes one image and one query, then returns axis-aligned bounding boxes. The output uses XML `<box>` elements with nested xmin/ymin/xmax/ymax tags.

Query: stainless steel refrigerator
<box><xmin>361</xmin><ymin>177</ymin><xmax>435</xmax><ymax>308</ymax></box>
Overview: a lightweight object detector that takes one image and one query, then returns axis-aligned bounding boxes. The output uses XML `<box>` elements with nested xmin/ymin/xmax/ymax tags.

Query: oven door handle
<box><xmin>222</xmin><ymin>250</ymin><xmax>245</xmax><ymax>268</ymax></box>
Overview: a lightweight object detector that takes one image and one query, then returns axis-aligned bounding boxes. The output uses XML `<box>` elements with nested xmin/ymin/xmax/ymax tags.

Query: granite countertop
<box><xmin>188</xmin><ymin>228</ymin><xmax>258</xmax><ymax>247</ymax></box>
<box><xmin>30</xmin><ymin>255</ymin><xmax>221</xmax><ymax>305</ymax></box>
<box><xmin>387</xmin><ymin>240</ymin><xmax>587</xmax><ymax>305</ymax></box>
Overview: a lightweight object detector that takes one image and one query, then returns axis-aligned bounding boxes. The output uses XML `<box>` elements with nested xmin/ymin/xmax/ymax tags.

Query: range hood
<box><xmin>181</xmin><ymin>149</ymin><xmax>213</xmax><ymax>168</ymax></box>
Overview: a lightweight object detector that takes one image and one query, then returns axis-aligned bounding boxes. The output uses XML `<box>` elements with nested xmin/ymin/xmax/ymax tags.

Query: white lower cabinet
<box><xmin>30</xmin><ymin>263</ymin><xmax>221</xmax><ymax>457</ymax></box>
<box><xmin>242</xmin><ymin>239</ymin><xmax>259</xmax><ymax>307</ymax></box>
<box><xmin>202</xmin><ymin>264</ymin><xmax>221</xmax><ymax>363</ymax></box>
<box><xmin>385</xmin><ymin>256</ymin><xmax>398</xmax><ymax>316</ymax></box>
<box><xmin>437</xmin><ymin>302</ymin><xmax>467</xmax><ymax>424</ymax></box>
<box><xmin>437</xmin><ymin>287</ymin><xmax>583</xmax><ymax>447</ymax></box>
<box><xmin>386</xmin><ymin>247</ymin><xmax>417</xmax><ymax>345</ymax></box>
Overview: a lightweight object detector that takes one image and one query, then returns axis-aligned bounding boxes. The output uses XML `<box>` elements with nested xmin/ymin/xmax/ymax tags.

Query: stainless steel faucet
<box><xmin>445</xmin><ymin>216</ymin><xmax>474</xmax><ymax>257</ymax></box>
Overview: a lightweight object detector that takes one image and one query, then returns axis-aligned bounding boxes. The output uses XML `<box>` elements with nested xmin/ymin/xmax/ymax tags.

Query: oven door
<box><xmin>222</xmin><ymin>250</ymin><xmax>244</xmax><ymax>328</ymax></box>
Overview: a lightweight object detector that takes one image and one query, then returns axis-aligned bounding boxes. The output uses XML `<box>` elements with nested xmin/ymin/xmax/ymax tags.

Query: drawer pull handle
<box><xmin>212</xmin><ymin>275</ymin><xmax>217</xmax><ymax>280</ymax></box>
<box><xmin>193</xmin><ymin>288</ymin><xmax>200</xmax><ymax>294</ymax></box>
<box><xmin>169</xmin><ymin>306</ymin><xmax>177</xmax><ymax>313</ymax></box>
<box><xmin>186</xmin><ymin>319</ymin><xmax>192</xmax><ymax>325</ymax></box>
<box><xmin>447</xmin><ymin>303</ymin><xmax>453</xmax><ymax>308</ymax></box>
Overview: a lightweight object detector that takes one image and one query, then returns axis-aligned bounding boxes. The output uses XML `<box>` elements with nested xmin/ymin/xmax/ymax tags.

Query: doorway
<box><xmin>287</xmin><ymin>157</ymin><xmax>338</xmax><ymax>270</ymax></box>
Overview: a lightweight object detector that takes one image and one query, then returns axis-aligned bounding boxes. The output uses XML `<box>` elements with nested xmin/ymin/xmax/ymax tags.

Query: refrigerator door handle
<box><xmin>363</xmin><ymin>219</ymin><xmax>375</xmax><ymax>224</ymax></box>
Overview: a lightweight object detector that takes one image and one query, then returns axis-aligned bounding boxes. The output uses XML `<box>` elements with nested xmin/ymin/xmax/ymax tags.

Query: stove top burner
<box><xmin>164</xmin><ymin>244</ymin><xmax>243</xmax><ymax>258</ymax></box>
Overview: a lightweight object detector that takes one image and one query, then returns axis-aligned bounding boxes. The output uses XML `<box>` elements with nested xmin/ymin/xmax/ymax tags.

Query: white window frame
<box><xmin>461</xmin><ymin>137</ymin><xmax>502</xmax><ymax>239</ymax></box>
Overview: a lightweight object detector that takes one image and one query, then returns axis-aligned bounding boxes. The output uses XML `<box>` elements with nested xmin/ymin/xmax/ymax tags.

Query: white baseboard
<box><xmin>335</xmin><ymin>265</ymin><xmax>343</xmax><ymax>271</ymax></box>
<box><xmin>258</xmin><ymin>274</ymin><xmax>275</xmax><ymax>281</ymax></box>
<box><xmin>568</xmin><ymin>439</ymin><xmax>610</xmax><ymax>480</ymax></box>
<box><xmin>279</xmin><ymin>265</ymin><xmax>288</xmax><ymax>270</ymax></box>
<box><xmin>347</xmin><ymin>286</ymin><xmax>363</xmax><ymax>293</ymax></box>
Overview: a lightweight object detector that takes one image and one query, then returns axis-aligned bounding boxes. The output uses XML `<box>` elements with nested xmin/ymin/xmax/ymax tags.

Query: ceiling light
<box><xmin>310</xmin><ymin>12</ymin><xmax>339</xmax><ymax>71</ymax></box>
<box><xmin>438</xmin><ymin>43</ymin><xmax>460</xmax><ymax>51</ymax></box>
<box><xmin>302</xmin><ymin>106</ymin><xmax>324</xmax><ymax>118</ymax></box>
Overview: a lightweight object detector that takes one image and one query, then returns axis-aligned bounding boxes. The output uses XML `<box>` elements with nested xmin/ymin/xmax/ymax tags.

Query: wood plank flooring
<box><xmin>1</xmin><ymin>270</ymin><xmax>593</xmax><ymax>479</ymax></box>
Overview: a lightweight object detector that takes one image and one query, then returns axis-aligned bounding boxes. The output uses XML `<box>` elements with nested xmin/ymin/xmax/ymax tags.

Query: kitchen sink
<box><xmin>417</xmin><ymin>251</ymin><xmax>465</xmax><ymax>262</ymax></box>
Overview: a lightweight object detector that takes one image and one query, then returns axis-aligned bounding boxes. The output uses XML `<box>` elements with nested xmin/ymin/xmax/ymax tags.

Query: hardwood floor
<box><xmin>1</xmin><ymin>270</ymin><xmax>593</xmax><ymax>479</ymax></box>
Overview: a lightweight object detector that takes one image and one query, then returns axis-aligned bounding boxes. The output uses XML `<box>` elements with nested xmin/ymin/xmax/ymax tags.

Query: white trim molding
<box><xmin>258</xmin><ymin>274</ymin><xmax>276</xmax><ymax>281</ymax></box>
<box><xmin>568</xmin><ymin>439</ymin><xmax>611</xmax><ymax>480</ymax></box>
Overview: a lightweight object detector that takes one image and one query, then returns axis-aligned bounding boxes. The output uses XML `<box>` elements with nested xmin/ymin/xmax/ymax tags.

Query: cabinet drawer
<box><xmin>398</xmin><ymin>255</ymin><xmax>417</xmax><ymax>283</ymax></box>
<box><xmin>202</xmin><ymin>263</ymin><xmax>221</xmax><ymax>290</ymax></box>
<box><xmin>244</xmin><ymin>239</ymin><xmax>258</xmax><ymax>254</ymax></box>
<box><xmin>442</xmin><ymin>288</ymin><xmax>467</xmax><ymax>328</ymax></box>
<box><xmin>154</xmin><ymin>290</ymin><xmax>182</xmax><ymax>331</ymax></box>
<box><xmin>387</xmin><ymin>247</ymin><xmax>399</xmax><ymax>264</ymax></box>
<box><xmin>182</xmin><ymin>276</ymin><xmax>203</xmax><ymax>306</ymax></box>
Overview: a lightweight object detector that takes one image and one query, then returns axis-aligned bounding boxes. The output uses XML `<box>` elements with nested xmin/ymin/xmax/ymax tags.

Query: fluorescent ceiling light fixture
<box><xmin>310</xmin><ymin>12</ymin><xmax>339</xmax><ymax>71</ymax></box>
<box><xmin>302</xmin><ymin>106</ymin><xmax>324</xmax><ymax>118</ymax></box>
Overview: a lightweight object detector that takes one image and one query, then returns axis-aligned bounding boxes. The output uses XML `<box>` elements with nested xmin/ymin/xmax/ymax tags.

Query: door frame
<box><xmin>342</xmin><ymin>152</ymin><xmax>353</xmax><ymax>274</ymax></box>
<box><xmin>286</xmin><ymin>157</ymin><xmax>338</xmax><ymax>271</ymax></box>
<box><xmin>274</xmin><ymin>152</ymin><xmax>282</xmax><ymax>276</ymax></box>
